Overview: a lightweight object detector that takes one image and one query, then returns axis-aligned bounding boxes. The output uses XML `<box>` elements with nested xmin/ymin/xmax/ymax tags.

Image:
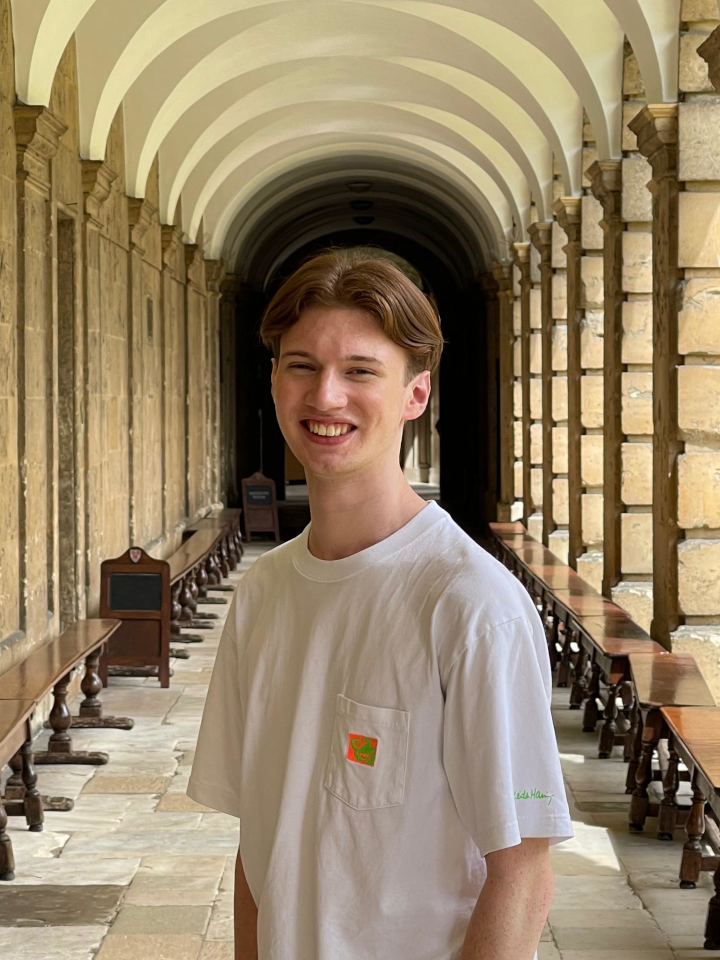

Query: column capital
<box><xmin>185</xmin><ymin>243</ymin><xmax>206</xmax><ymax>291</ymax></box>
<box><xmin>14</xmin><ymin>105</ymin><xmax>66</xmax><ymax>194</ymax></box>
<box><xmin>628</xmin><ymin>104</ymin><xmax>678</xmax><ymax>179</ymax></box>
<box><xmin>586</xmin><ymin>160</ymin><xmax>622</xmax><ymax>204</ymax></box>
<box><xmin>511</xmin><ymin>241</ymin><xmax>531</xmax><ymax>269</ymax></box>
<box><xmin>491</xmin><ymin>260</ymin><xmax>513</xmax><ymax>295</ymax></box>
<box><xmin>698</xmin><ymin>27</ymin><xmax>720</xmax><ymax>93</ymax></box>
<box><xmin>220</xmin><ymin>273</ymin><xmax>243</xmax><ymax>302</ymax></box>
<box><xmin>128</xmin><ymin>197</ymin><xmax>157</xmax><ymax>253</ymax></box>
<box><xmin>161</xmin><ymin>223</ymin><xmax>185</xmax><ymax>277</ymax></box>
<box><xmin>552</xmin><ymin>196</ymin><xmax>581</xmax><ymax>235</ymax></box>
<box><xmin>82</xmin><ymin>160</ymin><xmax>117</xmax><ymax>227</ymax></box>
<box><xmin>206</xmin><ymin>259</ymin><xmax>226</xmax><ymax>294</ymax></box>
<box><xmin>527</xmin><ymin>221</ymin><xmax>552</xmax><ymax>260</ymax></box>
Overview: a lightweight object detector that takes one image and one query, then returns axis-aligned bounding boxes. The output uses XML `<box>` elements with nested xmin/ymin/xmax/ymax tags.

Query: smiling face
<box><xmin>271</xmin><ymin>305</ymin><xmax>430</xmax><ymax>482</ymax></box>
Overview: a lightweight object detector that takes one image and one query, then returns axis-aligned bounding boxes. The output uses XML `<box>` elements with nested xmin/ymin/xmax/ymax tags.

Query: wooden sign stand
<box><xmin>241</xmin><ymin>471</ymin><xmax>280</xmax><ymax>542</ymax></box>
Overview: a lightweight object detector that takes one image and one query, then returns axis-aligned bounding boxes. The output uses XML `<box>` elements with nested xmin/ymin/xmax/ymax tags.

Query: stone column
<box><xmin>219</xmin><ymin>275</ymin><xmax>241</xmax><ymax>505</ymax></box>
<box><xmin>528</xmin><ymin>223</ymin><xmax>554</xmax><ymax>546</ymax></box>
<box><xmin>80</xmin><ymin>160</ymin><xmax>117</xmax><ymax>612</ymax></box>
<box><xmin>588</xmin><ymin>161</ymin><xmax>623</xmax><ymax>599</ymax></box>
<box><xmin>206</xmin><ymin>259</ymin><xmax>226</xmax><ymax>505</ymax></box>
<box><xmin>552</xmin><ymin>199</ymin><xmax>582</xmax><ymax>569</ymax></box>
<box><xmin>512</xmin><ymin>242</ymin><xmax>532</xmax><ymax>526</ymax></box>
<box><xmin>547</xmin><ymin>194</ymin><xmax>569</xmax><ymax>563</ymax></box>
<box><xmin>184</xmin><ymin>243</ymin><xmax>208</xmax><ymax>519</ymax></box>
<box><xmin>15</xmin><ymin>105</ymin><xmax>66</xmax><ymax>635</ymax></box>
<box><xmin>629</xmin><ymin>104</ymin><xmax>679</xmax><ymax>650</ymax></box>
<box><xmin>492</xmin><ymin>261</ymin><xmax>514</xmax><ymax>521</ymax></box>
<box><xmin>160</xmin><ymin>224</ymin><xmax>186</xmax><ymax>533</ymax></box>
<box><xmin>126</xmin><ymin>198</ymin><xmax>156</xmax><ymax>545</ymax></box>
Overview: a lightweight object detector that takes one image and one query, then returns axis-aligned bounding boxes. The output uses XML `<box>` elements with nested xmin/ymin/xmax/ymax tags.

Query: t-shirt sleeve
<box><xmin>186</xmin><ymin>591</ymin><xmax>244</xmax><ymax>818</ymax></box>
<box><xmin>442</xmin><ymin>614</ymin><xmax>574</xmax><ymax>857</ymax></box>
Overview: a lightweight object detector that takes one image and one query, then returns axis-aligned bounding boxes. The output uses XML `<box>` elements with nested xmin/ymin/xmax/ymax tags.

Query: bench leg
<box><xmin>20</xmin><ymin>737</ymin><xmax>43</xmax><ymax>833</ymax></box>
<box><xmin>70</xmin><ymin>649</ymin><xmax>135</xmax><ymax>730</ymax></box>
<box><xmin>556</xmin><ymin>626</ymin><xmax>573</xmax><ymax>688</ymax></box>
<box><xmin>680</xmin><ymin>781</ymin><xmax>706</xmax><ymax>889</ymax></box>
<box><xmin>35</xmin><ymin>672</ymin><xmax>108</xmax><ymax>766</ymax></box>
<box><xmin>582</xmin><ymin>663</ymin><xmax>601</xmax><ymax>732</ymax></box>
<box><xmin>598</xmin><ymin>683</ymin><xmax>619</xmax><ymax>758</ymax></box>
<box><xmin>4</xmin><ymin>752</ymin><xmax>24</xmax><ymax>801</ymax></box>
<box><xmin>630</xmin><ymin>711</ymin><xmax>661</xmax><ymax>832</ymax></box>
<box><xmin>706</xmin><ymin>863</ymin><xmax>720</xmax><ymax>950</ymax></box>
<box><xmin>658</xmin><ymin>739</ymin><xmax>681</xmax><ymax>841</ymax></box>
<box><xmin>569</xmin><ymin>647</ymin><xmax>589</xmax><ymax>710</ymax></box>
<box><xmin>626</xmin><ymin>709</ymin><xmax>643</xmax><ymax>793</ymax></box>
<box><xmin>0</xmin><ymin>796</ymin><xmax>15</xmax><ymax>881</ymax></box>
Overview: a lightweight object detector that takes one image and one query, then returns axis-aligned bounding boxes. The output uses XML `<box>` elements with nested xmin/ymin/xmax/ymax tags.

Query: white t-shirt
<box><xmin>188</xmin><ymin>501</ymin><xmax>573</xmax><ymax>960</ymax></box>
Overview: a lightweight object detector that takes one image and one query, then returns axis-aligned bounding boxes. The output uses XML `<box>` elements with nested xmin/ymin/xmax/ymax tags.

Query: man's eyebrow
<box><xmin>281</xmin><ymin>351</ymin><xmax>386</xmax><ymax>368</ymax></box>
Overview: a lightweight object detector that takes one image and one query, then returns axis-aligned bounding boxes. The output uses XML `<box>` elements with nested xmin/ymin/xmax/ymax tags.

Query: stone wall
<box><xmin>0</xmin><ymin>7</ymin><xmax>225</xmax><ymax>678</ymax></box>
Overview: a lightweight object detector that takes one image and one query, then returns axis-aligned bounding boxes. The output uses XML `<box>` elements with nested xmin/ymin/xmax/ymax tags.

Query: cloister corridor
<box><xmin>5</xmin><ymin>0</ymin><xmax>720</xmax><ymax>957</ymax></box>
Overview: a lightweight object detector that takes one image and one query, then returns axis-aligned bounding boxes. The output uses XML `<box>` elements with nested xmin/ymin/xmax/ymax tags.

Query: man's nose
<box><xmin>306</xmin><ymin>370</ymin><xmax>346</xmax><ymax>410</ymax></box>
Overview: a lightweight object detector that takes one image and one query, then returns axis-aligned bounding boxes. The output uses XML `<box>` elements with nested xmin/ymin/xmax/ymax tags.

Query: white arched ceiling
<box><xmin>12</xmin><ymin>0</ymin><xmax>682</xmax><ymax>265</ymax></box>
<box><xmin>205</xmin><ymin>135</ymin><xmax>513</xmax><ymax>259</ymax></box>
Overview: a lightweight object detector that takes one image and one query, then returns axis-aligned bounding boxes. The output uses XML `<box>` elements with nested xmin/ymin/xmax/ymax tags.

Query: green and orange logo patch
<box><xmin>346</xmin><ymin>733</ymin><xmax>378</xmax><ymax>766</ymax></box>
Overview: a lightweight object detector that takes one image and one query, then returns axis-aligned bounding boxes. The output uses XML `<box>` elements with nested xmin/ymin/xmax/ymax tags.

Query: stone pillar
<box><xmin>528</xmin><ymin>223</ymin><xmax>554</xmax><ymax>545</ymax></box>
<box><xmin>548</xmin><ymin>186</ymin><xmax>569</xmax><ymax>564</ymax></box>
<box><xmin>219</xmin><ymin>274</ymin><xmax>240</xmax><ymax>505</ymax></box>
<box><xmin>206</xmin><ymin>259</ymin><xmax>226</xmax><ymax>505</ymax></box>
<box><xmin>126</xmin><ymin>198</ymin><xmax>156</xmax><ymax>545</ymax></box>
<box><xmin>15</xmin><ymin>105</ymin><xmax>66</xmax><ymax>635</ymax></box>
<box><xmin>184</xmin><ymin>244</ymin><xmax>208</xmax><ymax>519</ymax></box>
<box><xmin>80</xmin><ymin>160</ymin><xmax>117</xmax><ymax>613</ymax></box>
<box><xmin>553</xmin><ymin>199</ymin><xmax>582</xmax><ymax>569</ymax></box>
<box><xmin>492</xmin><ymin>261</ymin><xmax>514</xmax><ymax>521</ymax></box>
<box><xmin>587</xmin><ymin>161</ymin><xmax>623</xmax><ymax>600</ymax></box>
<box><xmin>512</xmin><ymin>242</ymin><xmax>532</xmax><ymax>526</ymax></box>
<box><xmin>629</xmin><ymin>105</ymin><xmax>679</xmax><ymax>650</ymax></box>
<box><xmin>160</xmin><ymin>223</ymin><xmax>186</xmax><ymax>533</ymax></box>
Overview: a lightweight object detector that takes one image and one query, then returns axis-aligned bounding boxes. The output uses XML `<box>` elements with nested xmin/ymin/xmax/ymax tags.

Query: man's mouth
<box><xmin>301</xmin><ymin>419</ymin><xmax>357</xmax><ymax>442</ymax></box>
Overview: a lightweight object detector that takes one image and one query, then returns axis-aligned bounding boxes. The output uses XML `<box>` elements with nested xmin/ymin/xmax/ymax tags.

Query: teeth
<box><xmin>306</xmin><ymin>421</ymin><xmax>352</xmax><ymax>436</ymax></box>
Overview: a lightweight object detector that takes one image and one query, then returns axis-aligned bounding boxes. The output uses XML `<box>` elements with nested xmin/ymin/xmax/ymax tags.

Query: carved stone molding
<box><xmin>586</xmin><ymin>161</ymin><xmax>621</xmax><ymax>206</ymax></box>
<box><xmin>491</xmin><ymin>260</ymin><xmax>513</xmax><ymax>297</ymax></box>
<box><xmin>511</xmin><ymin>240</ymin><xmax>531</xmax><ymax>268</ymax></box>
<box><xmin>478</xmin><ymin>270</ymin><xmax>499</xmax><ymax>301</ymax></box>
<box><xmin>184</xmin><ymin>243</ymin><xmax>206</xmax><ymax>291</ymax></box>
<box><xmin>552</xmin><ymin>197</ymin><xmax>581</xmax><ymax>240</ymax></box>
<box><xmin>161</xmin><ymin>223</ymin><xmax>185</xmax><ymax>279</ymax></box>
<box><xmin>14</xmin><ymin>105</ymin><xmax>67</xmax><ymax>195</ymax></box>
<box><xmin>220</xmin><ymin>273</ymin><xmax>243</xmax><ymax>303</ymax></box>
<box><xmin>127</xmin><ymin>197</ymin><xmax>158</xmax><ymax>253</ymax></box>
<box><xmin>82</xmin><ymin>160</ymin><xmax>117</xmax><ymax>227</ymax></box>
<box><xmin>629</xmin><ymin>104</ymin><xmax>678</xmax><ymax>182</ymax></box>
<box><xmin>698</xmin><ymin>27</ymin><xmax>720</xmax><ymax>93</ymax></box>
<box><xmin>205</xmin><ymin>259</ymin><xmax>227</xmax><ymax>295</ymax></box>
<box><xmin>527</xmin><ymin>221</ymin><xmax>552</xmax><ymax>259</ymax></box>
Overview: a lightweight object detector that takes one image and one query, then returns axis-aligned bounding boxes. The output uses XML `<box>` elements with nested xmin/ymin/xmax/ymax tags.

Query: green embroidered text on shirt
<box><xmin>515</xmin><ymin>789</ymin><xmax>554</xmax><ymax>806</ymax></box>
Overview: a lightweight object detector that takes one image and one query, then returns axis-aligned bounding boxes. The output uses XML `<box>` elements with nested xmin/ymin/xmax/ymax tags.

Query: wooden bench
<box><xmin>0</xmin><ymin>700</ymin><xmax>42</xmax><ymax>880</ymax></box>
<box><xmin>627</xmin><ymin>650</ymin><xmax>716</xmax><ymax>833</ymax></box>
<box><xmin>0</xmin><ymin>618</ymin><xmax>123</xmax><ymax>881</ymax></box>
<box><xmin>659</xmin><ymin>706</ymin><xmax>720</xmax><ymax>949</ymax></box>
<box><xmin>100</xmin><ymin>528</ymin><xmax>231</xmax><ymax>686</ymax></box>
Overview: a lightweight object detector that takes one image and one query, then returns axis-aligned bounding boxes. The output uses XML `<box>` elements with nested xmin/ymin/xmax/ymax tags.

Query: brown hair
<box><xmin>260</xmin><ymin>249</ymin><xmax>444</xmax><ymax>378</ymax></box>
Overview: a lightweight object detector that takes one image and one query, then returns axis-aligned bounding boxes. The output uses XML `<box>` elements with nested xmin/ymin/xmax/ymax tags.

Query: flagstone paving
<box><xmin>0</xmin><ymin>540</ymin><xmax>717</xmax><ymax>958</ymax></box>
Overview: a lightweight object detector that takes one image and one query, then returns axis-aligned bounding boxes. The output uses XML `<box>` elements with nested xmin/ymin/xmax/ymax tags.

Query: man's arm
<box><xmin>234</xmin><ymin>846</ymin><xmax>259</xmax><ymax>960</ymax></box>
<box><xmin>460</xmin><ymin>838</ymin><xmax>554</xmax><ymax>960</ymax></box>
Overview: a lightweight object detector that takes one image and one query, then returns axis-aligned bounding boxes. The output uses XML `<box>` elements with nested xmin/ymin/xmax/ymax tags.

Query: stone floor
<box><xmin>0</xmin><ymin>539</ymin><xmax>717</xmax><ymax>959</ymax></box>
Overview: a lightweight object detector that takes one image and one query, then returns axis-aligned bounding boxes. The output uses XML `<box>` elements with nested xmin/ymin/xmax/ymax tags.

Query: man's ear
<box><xmin>403</xmin><ymin>370</ymin><xmax>431</xmax><ymax>423</ymax></box>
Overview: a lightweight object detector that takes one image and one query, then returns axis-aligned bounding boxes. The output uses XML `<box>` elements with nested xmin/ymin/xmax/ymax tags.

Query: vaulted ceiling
<box><xmin>12</xmin><ymin>0</ymin><xmax>682</xmax><ymax>275</ymax></box>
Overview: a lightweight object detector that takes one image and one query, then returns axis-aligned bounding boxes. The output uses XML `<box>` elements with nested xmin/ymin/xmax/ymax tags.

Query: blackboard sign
<box><xmin>247</xmin><ymin>484</ymin><xmax>273</xmax><ymax>506</ymax></box>
<box><xmin>109</xmin><ymin>573</ymin><xmax>163</xmax><ymax>611</ymax></box>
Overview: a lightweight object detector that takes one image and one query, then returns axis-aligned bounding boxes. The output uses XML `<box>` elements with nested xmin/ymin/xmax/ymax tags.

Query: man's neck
<box><xmin>305</xmin><ymin>466</ymin><xmax>428</xmax><ymax>561</ymax></box>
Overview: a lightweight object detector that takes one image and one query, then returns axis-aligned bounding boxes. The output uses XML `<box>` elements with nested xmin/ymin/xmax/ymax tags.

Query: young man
<box><xmin>188</xmin><ymin>251</ymin><xmax>573</xmax><ymax>960</ymax></box>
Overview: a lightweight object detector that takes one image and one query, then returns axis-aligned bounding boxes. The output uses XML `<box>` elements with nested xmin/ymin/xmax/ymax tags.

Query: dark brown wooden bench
<box><xmin>0</xmin><ymin>700</ymin><xmax>42</xmax><ymax>880</ymax></box>
<box><xmin>627</xmin><ymin>650</ymin><xmax>716</xmax><ymax>833</ymax></box>
<box><xmin>659</xmin><ymin>706</ymin><xmax>720</xmax><ymax>949</ymax></box>
<box><xmin>0</xmin><ymin>618</ymin><xmax>122</xmax><ymax>880</ymax></box>
<box><xmin>100</xmin><ymin>528</ymin><xmax>231</xmax><ymax>686</ymax></box>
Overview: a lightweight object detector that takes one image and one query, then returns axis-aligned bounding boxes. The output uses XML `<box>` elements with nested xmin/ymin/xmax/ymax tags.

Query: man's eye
<box><xmin>288</xmin><ymin>363</ymin><xmax>313</xmax><ymax>370</ymax></box>
<box><xmin>348</xmin><ymin>368</ymin><xmax>374</xmax><ymax>376</ymax></box>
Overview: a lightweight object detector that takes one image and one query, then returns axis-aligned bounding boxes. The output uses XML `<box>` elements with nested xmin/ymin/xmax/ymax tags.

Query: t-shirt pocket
<box><xmin>324</xmin><ymin>693</ymin><xmax>410</xmax><ymax>811</ymax></box>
